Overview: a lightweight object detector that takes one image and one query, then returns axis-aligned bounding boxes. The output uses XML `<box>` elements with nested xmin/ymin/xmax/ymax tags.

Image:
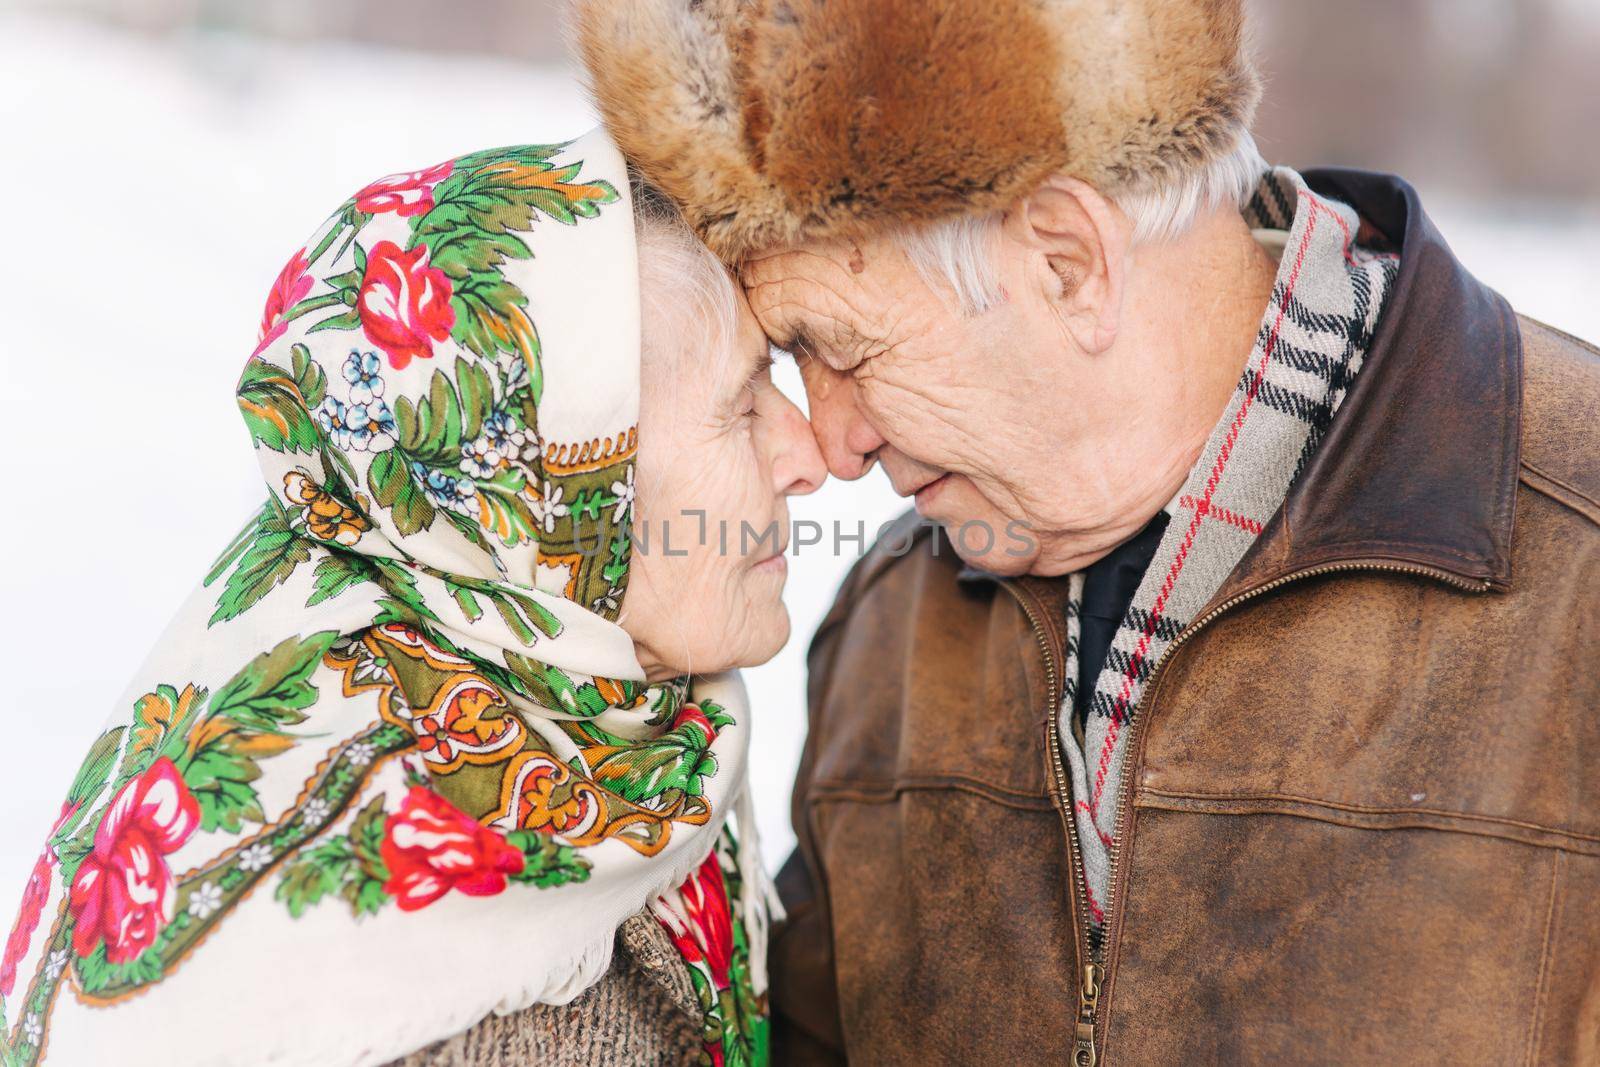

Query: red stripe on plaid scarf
<box><xmin>1083</xmin><ymin>879</ymin><xmax>1106</xmax><ymax>924</ymax></box>
<box><xmin>1177</xmin><ymin>495</ymin><xmax>1265</xmax><ymax>535</ymax></box>
<box><xmin>1313</xmin><ymin>191</ymin><xmax>1360</xmax><ymax>265</ymax></box>
<box><xmin>1077</xmin><ymin>800</ymin><xmax>1115</xmax><ymax>848</ymax></box>
<box><xmin>1089</xmin><ymin>208</ymin><xmax>1322</xmax><ymax>818</ymax></box>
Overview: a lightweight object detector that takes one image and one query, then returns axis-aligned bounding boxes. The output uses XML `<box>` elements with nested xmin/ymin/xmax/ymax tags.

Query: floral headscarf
<box><xmin>0</xmin><ymin>128</ymin><xmax>770</xmax><ymax>1067</ymax></box>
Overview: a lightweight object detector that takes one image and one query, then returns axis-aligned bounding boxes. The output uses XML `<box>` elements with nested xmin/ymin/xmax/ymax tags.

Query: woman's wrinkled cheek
<box><xmin>628</xmin><ymin>423</ymin><xmax>784</xmax><ymax>673</ymax></box>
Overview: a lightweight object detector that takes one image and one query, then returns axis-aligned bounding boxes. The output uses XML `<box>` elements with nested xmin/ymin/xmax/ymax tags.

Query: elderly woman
<box><xmin>0</xmin><ymin>127</ymin><xmax>822</xmax><ymax>1066</ymax></box>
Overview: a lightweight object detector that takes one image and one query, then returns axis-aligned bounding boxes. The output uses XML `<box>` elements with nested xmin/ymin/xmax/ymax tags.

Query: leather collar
<box><xmin>1218</xmin><ymin>169</ymin><xmax>1523</xmax><ymax>597</ymax></box>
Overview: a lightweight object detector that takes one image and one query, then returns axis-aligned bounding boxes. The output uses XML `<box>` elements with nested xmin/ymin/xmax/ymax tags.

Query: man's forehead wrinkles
<box><xmin>754</xmin><ymin>290</ymin><xmax>825</xmax><ymax>326</ymax></box>
<box><xmin>744</xmin><ymin>297</ymin><xmax>848</xmax><ymax>369</ymax></box>
<box><xmin>763</xmin><ymin>282</ymin><xmax>867</xmax><ymax>336</ymax></box>
<box><xmin>739</xmin><ymin>256</ymin><xmax>908</xmax><ymax>377</ymax></box>
<box><xmin>744</xmin><ymin>276</ymin><xmax>833</xmax><ymax>325</ymax></box>
<box><xmin>742</xmin><ymin>244</ymin><xmax>862</xmax><ymax>290</ymax></box>
<box><xmin>744</xmin><ymin>285</ymin><xmax>811</xmax><ymax>333</ymax></box>
<box><xmin>827</xmin><ymin>318</ymin><xmax>858</xmax><ymax>348</ymax></box>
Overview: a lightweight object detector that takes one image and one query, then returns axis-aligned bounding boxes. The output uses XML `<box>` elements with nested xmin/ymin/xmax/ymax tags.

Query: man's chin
<box><xmin>932</xmin><ymin>518</ymin><xmax>1040</xmax><ymax>577</ymax></box>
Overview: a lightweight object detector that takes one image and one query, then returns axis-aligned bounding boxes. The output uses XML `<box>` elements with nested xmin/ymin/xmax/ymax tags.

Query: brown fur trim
<box><xmin>573</xmin><ymin>0</ymin><xmax>1260</xmax><ymax>262</ymax></box>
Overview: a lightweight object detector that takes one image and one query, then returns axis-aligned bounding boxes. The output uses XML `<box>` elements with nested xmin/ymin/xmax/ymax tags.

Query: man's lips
<box><xmin>895</xmin><ymin>471</ymin><xmax>945</xmax><ymax>497</ymax></box>
<box><xmin>911</xmin><ymin>473</ymin><xmax>950</xmax><ymax>509</ymax></box>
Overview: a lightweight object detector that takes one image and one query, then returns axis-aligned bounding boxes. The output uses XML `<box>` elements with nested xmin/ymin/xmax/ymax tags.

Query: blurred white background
<box><xmin>2</xmin><ymin>4</ymin><xmax>1598</xmax><ymax>901</ymax></box>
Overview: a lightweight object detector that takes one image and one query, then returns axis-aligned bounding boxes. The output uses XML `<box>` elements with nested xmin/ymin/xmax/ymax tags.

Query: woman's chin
<box><xmin>653</xmin><ymin>613</ymin><xmax>791</xmax><ymax>678</ymax></box>
<box><xmin>721</xmin><ymin>599</ymin><xmax>792</xmax><ymax>671</ymax></box>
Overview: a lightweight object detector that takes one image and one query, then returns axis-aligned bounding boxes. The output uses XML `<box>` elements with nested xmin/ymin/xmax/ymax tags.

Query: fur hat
<box><xmin>572</xmin><ymin>0</ymin><xmax>1260</xmax><ymax>262</ymax></box>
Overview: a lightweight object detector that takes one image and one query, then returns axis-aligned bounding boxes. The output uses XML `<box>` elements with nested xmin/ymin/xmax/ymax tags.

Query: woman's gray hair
<box><xmin>629</xmin><ymin>166</ymin><xmax>740</xmax><ymax>383</ymax></box>
<box><xmin>899</xmin><ymin>130</ymin><xmax>1269</xmax><ymax>316</ymax></box>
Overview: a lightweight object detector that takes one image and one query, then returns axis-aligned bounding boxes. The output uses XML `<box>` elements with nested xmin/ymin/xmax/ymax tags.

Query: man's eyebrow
<box><xmin>771</xmin><ymin>323</ymin><xmax>813</xmax><ymax>355</ymax></box>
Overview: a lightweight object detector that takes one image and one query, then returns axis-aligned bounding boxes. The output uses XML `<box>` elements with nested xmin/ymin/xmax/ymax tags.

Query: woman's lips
<box><xmin>752</xmin><ymin>551</ymin><xmax>788</xmax><ymax>575</ymax></box>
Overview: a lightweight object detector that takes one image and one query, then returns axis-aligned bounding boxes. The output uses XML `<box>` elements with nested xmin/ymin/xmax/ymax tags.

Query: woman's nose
<box><xmin>771</xmin><ymin>395</ymin><xmax>828</xmax><ymax>497</ymax></box>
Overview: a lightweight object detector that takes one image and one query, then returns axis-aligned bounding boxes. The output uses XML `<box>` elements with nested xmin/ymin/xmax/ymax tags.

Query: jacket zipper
<box><xmin>995</xmin><ymin>582</ymin><xmax>1100</xmax><ymax>1065</ymax></box>
<box><xmin>1006</xmin><ymin>558</ymin><xmax>1489</xmax><ymax>1066</ymax></box>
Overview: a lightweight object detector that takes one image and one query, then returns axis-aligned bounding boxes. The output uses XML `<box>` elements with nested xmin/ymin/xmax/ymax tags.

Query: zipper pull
<box><xmin>1074</xmin><ymin>963</ymin><xmax>1102</xmax><ymax>1067</ymax></box>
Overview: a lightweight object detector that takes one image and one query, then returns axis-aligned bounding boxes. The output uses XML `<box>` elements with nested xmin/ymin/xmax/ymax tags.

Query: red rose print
<box><xmin>0</xmin><ymin>802</ymin><xmax>74</xmax><ymax>995</ymax></box>
<box><xmin>358</xmin><ymin>240</ymin><xmax>456</xmax><ymax>369</ymax></box>
<box><xmin>67</xmin><ymin>759</ymin><xmax>201</xmax><ymax>964</ymax></box>
<box><xmin>353</xmin><ymin>160</ymin><xmax>454</xmax><ymax>218</ymax></box>
<box><xmin>662</xmin><ymin>851</ymin><xmax>734</xmax><ymax>989</ymax></box>
<box><xmin>254</xmin><ymin>247</ymin><xmax>314</xmax><ymax>356</ymax></box>
<box><xmin>380</xmin><ymin>786</ymin><xmax>525</xmax><ymax>911</ymax></box>
<box><xmin>1</xmin><ymin>853</ymin><xmax>50</xmax><ymax>996</ymax></box>
<box><xmin>672</xmin><ymin>703</ymin><xmax>718</xmax><ymax>742</ymax></box>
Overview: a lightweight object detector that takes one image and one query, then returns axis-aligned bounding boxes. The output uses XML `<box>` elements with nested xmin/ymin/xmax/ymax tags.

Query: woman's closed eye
<box><xmin>740</xmin><ymin>385</ymin><xmax>761</xmax><ymax>419</ymax></box>
<box><xmin>737</xmin><ymin>352</ymin><xmax>776</xmax><ymax>421</ymax></box>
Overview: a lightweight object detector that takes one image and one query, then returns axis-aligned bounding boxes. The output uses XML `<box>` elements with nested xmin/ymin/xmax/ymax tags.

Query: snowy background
<box><xmin>2</xmin><ymin>9</ymin><xmax>1598</xmax><ymax>901</ymax></box>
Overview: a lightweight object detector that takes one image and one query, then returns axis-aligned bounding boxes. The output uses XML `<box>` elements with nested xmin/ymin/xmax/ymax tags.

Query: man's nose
<box><xmin>801</xmin><ymin>361</ymin><xmax>886</xmax><ymax>481</ymax></box>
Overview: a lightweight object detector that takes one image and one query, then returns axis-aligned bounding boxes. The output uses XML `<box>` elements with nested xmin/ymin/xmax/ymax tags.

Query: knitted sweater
<box><xmin>388</xmin><ymin>912</ymin><xmax>703</xmax><ymax>1067</ymax></box>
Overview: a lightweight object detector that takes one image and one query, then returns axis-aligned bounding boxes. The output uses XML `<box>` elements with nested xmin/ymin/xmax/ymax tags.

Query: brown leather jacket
<box><xmin>770</xmin><ymin>170</ymin><xmax>1600</xmax><ymax>1066</ymax></box>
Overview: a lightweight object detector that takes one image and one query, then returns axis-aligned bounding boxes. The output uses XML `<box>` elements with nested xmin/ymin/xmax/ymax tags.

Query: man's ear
<box><xmin>1005</xmin><ymin>174</ymin><xmax>1130</xmax><ymax>354</ymax></box>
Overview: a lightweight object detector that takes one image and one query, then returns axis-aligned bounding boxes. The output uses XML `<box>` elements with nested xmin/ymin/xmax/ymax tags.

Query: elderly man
<box><xmin>577</xmin><ymin>1</ymin><xmax>1600</xmax><ymax>1063</ymax></box>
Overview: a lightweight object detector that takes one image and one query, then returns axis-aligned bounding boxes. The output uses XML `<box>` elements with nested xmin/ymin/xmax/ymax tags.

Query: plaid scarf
<box><xmin>1060</xmin><ymin>167</ymin><xmax>1400</xmax><ymax>939</ymax></box>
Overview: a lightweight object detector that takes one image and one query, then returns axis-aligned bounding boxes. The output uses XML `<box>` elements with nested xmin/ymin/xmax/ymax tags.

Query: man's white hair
<box><xmin>898</xmin><ymin>131</ymin><xmax>1269</xmax><ymax>315</ymax></box>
